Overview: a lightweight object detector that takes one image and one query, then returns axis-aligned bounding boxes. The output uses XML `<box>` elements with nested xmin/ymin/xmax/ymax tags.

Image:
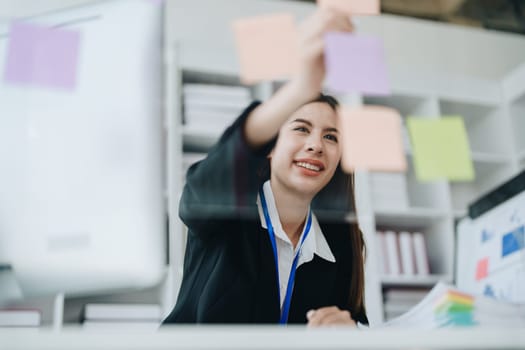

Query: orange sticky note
<box><xmin>317</xmin><ymin>0</ymin><xmax>380</xmax><ymax>15</ymax></box>
<box><xmin>475</xmin><ymin>257</ymin><xmax>489</xmax><ymax>281</ymax></box>
<box><xmin>339</xmin><ymin>106</ymin><xmax>407</xmax><ymax>172</ymax></box>
<box><xmin>232</xmin><ymin>14</ymin><xmax>299</xmax><ymax>84</ymax></box>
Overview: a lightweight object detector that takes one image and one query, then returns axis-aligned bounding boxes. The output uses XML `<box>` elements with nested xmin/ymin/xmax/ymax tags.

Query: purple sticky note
<box><xmin>324</xmin><ymin>33</ymin><xmax>390</xmax><ymax>95</ymax></box>
<box><xmin>3</xmin><ymin>21</ymin><xmax>81</xmax><ymax>90</ymax></box>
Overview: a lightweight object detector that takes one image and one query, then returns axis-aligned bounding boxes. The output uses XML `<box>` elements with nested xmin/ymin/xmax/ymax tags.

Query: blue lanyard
<box><xmin>259</xmin><ymin>188</ymin><xmax>312</xmax><ymax>324</ymax></box>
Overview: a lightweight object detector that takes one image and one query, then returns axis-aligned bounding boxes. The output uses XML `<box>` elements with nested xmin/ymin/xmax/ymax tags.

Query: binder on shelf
<box><xmin>384</xmin><ymin>230</ymin><xmax>401</xmax><ymax>275</ymax></box>
<box><xmin>412</xmin><ymin>232</ymin><xmax>430</xmax><ymax>275</ymax></box>
<box><xmin>398</xmin><ymin>231</ymin><xmax>416</xmax><ymax>275</ymax></box>
<box><xmin>376</xmin><ymin>231</ymin><xmax>389</xmax><ymax>275</ymax></box>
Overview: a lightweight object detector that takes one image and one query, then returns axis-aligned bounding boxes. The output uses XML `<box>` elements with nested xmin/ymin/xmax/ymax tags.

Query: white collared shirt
<box><xmin>256</xmin><ymin>181</ymin><xmax>336</xmax><ymax>308</ymax></box>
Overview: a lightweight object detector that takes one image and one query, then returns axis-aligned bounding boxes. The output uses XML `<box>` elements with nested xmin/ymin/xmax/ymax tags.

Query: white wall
<box><xmin>2</xmin><ymin>0</ymin><xmax>524</xmax><ymax>80</ymax></box>
<box><xmin>0</xmin><ymin>0</ymin><xmax>97</xmax><ymax>19</ymax></box>
<box><xmin>167</xmin><ymin>0</ymin><xmax>525</xmax><ymax>80</ymax></box>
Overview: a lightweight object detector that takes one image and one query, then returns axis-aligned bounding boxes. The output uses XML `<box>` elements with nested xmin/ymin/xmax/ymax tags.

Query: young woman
<box><xmin>163</xmin><ymin>8</ymin><xmax>367</xmax><ymax>326</ymax></box>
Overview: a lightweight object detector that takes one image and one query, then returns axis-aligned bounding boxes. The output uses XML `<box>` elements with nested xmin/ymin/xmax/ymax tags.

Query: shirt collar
<box><xmin>256</xmin><ymin>181</ymin><xmax>336</xmax><ymax>264</ymax></box>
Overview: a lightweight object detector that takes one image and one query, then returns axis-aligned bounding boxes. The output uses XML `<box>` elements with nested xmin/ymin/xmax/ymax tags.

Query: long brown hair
<box><xmin>348</xmin><ymin>172</ymin><xmax>367</xmax><ymax>320</ymax></box>
<box><xmin>313</xmin><ymin>163</ymin><xmax>367</xmax><ymax>322</ymax></box>
<box><xmin>262</xmin><ymin>93</ymin><xmax>367</xmax><ymax>321</ymax></box>
<box><xmin>314</xmin><ymin>94</ymin><xmax>366</xmax><ymax>320</ymax></box>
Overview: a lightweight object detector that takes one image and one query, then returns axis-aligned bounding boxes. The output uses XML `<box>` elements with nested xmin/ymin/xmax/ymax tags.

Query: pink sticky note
<box><xmin>339</xmin><ymin>106</ymin><xmax>407</xmax><ymax>172</ymax></box>
<box><xmin>324</xmin><ymin>33</ymin><xmax>389</xmax><ymax>95</ymax></box>
<box><xmin>3</xmin><ymin>21</ymin><xmax>81</xmax><ymax>90</ymax></box>
<box><xmin>232</xmin><ymin>14</ymin><xmax>299</xmax><ymax>84</ymax></box>
<box><xmin>317</xmin><ymin>0</ymin><xmax>380</xmax><ymax>15</ymax></box>
<box><xmin>475</xmin><ymin>257</ymin><xmax>489</xmax><ymax>281</ymax></box>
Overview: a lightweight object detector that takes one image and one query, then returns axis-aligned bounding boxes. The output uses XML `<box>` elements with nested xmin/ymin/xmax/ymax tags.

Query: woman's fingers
<box><xmin>306</xmin><ymin>306</ymin><xmax>357</xmax><ymax>327</ymax></box>
<box><xmin>290</xmin><ymin>7</ymin><xmax>356</xmax><ymax>100</ymax></box>
<box><xmin>318</xmin><ymin>8</ymin><xmax>354</xmax><ymax>33</ymax></box>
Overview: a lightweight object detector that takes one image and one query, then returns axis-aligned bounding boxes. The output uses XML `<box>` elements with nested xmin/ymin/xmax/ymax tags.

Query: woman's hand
<box><xmin>291</xmin><ymin>8</ymin><xmax>354</xmax><ymax>101</ymax></box>
<box><xmin>306</xmin><ymin>306</ymin><xmax>357</xmax><ymax>328</ymax></box>
<box><xmin>244</xmin><ymin>8</ymin><xmax>353</xmax><ymax>148</ymax></box>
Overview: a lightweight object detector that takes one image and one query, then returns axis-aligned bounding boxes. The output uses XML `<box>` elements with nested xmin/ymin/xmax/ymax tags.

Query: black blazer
<box><xmin>162</xmin><ymin>103</ymin><xmax>368</xmax><ymax>325</ymax></box>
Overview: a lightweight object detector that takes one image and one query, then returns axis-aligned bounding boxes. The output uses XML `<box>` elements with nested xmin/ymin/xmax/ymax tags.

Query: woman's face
<box><xmin>269</xmin><ymin>101</ymin><xmax>342</xmax><ymax>199</ymax></box>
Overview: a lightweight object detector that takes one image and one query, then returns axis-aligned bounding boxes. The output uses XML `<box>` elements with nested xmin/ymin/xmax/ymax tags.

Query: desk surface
<box><xmin>2</xmin><ymin>326</ymin><xmax>525</xmax><ymax>350</ymax></box>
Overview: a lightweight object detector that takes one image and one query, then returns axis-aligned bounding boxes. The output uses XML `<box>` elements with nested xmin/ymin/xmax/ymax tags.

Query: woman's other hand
<box><xmin>291</xmin><ymin>8</ymin><xmax>354</xmax><ymax>101</ymax></box>
<box><xmin>244</xmin><ymin>8</ymin><xmax>354</xmax><ymax>148</ymax></box>
<box><xmin>306</xmin><ymin>306</ymin><xmax>357</xmax><ymax>328</ymax></box>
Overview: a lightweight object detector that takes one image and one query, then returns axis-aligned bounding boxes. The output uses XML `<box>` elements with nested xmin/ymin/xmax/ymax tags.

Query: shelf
<box><xmin>450</xmin><ymin>161</ymin><xmax>516</xmax><ymax>214</ymax></box>
<box><xmin>374</xmin><ymin>207</ymin><xmax>448</xmax><ymax>227</ymax></box>
<box><xmin>364</xmin><ymin>94</ymin><xmax>436</xmax><ymax>118</ymax></box>
<box><xmin>404</xmin><ymin>150</ymin><xmax>510</xmax><ymax>164</ymax></box>
<box><xmin>380</xmin><ymin>274</ymin><xmax>453</xmax><ymax>287</ymax></box>
<box><xmin>439</xmin><ymin>99</ymin><xmax>508</xmax><ymax>156</ymax></box>
<box><xmin>470</xmin><ymin>152</ymin><xmax>512</xmax><ymax>164</ymax></box>
<box><xmin>517</xmin><ymin>147</ymin><xmax>525</xmax><ymax>169</ymax></box>
<box><xmin>503</xmin><ymin>63</ymin><xmax>525</xmax><ymax>104</ymax></box>
<box><xmin>182</xmin><ymin>126</ymin><xmax>220</xmax><ymax>152</ymax></box>
<box><xmin>454</xmin><ymin>209</ymin><xmax>468</xmax><ymax>220</ymax></box>
<box><xmin>519</xmin><ymin>149</ymin><xmax>525</xmax><ymax>162</ymax></box>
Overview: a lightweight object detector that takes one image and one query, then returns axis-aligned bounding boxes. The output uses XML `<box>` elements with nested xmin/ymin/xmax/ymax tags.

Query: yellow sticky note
<box><xmin>232</xmin><ymin>14</ymin><xmax>299</xmax><ymax>84</ymax></box>
<box><xmin>435</xmin><ymin>291</ymin><xmax>474</xmax><ymax>309</ymax></box>
<box><xmin>317</xmin><ymin>0</ymin><xmax>380</xmax><ymax>15</ymax></box>
<box><xmin>339</xmin><ymin>106</ymin><xmax>407</xmax><ymax>173</ymax></box>
<box><xmin>407</xmin><ymin>116</ymin><xmax>475</xmax><ymax>182</ymax></box>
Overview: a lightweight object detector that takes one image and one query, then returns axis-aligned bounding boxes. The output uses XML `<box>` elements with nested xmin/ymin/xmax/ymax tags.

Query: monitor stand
<box><xmin>0</xmin><ymin>264</ymin><xmax>23</xmax><ymax>305</ymax></box>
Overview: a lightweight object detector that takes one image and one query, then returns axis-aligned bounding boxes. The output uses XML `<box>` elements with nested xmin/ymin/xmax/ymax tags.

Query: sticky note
<box><xmin>339</xmin><ymin>106</ymin><xmax>407</xmax><ymax>172</ymax></box>
<box><xmin>232</xmin><ymin>14</ymin><xmax>299</xmax><ymax>84</ymax></box>
<box><xmin>324</xmin><ymin>33</ymin><xmax>390</xmax><ymax>95</ymax></box>
<box><xmin>435</xmin><ymin>291</ymin><xmax>474</xmax><ymax>307</ymax></box>
<box><xmin>317</xmin><ymin>0</ymin><xmax>380</xmax><ymax>15</ymax></box>
<box><xmin>475</xmin><ymin>257</ymin><xmax>489</xmax><ymax>281</ymax></box>
<box><xmin>407</xmin><ymin>116</ymin><xmax>475</xmax><ymax>182</ymax></box>
<box><xmin>3</xmin><ymin>21</ymin><xmax>81</xmax><ymax>90</ymax></box>
<box><xmin>434</xmin><ymin>301</ymin><xmax>474</xmax><ymax>314</ymax></box>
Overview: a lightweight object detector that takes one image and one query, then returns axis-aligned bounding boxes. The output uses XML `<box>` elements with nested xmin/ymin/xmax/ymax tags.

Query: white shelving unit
<box><xmin>163</xmin><ymin>50</ymin><xmax>525</xmax><ymax>326</ymax></box>
<box><xmin>3</xmin><ymin>0</ymin><xmax>524</xmax><ymax>330</ymax></box>
<box><xmin>503</xmin><ymin>62</ymin><xmax>525</xmax><ymax>173</ymax></box>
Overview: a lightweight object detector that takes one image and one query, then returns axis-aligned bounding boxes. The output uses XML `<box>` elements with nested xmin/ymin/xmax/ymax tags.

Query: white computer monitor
<box><xmin>456</xmin><ymin>170</ymin><xmax>525</xmax><ymax>303</ymax></box>
<box><xmin>0</xmin><ymin>0</ymin><xmax>166</xmax><ymax>298</ymax></box>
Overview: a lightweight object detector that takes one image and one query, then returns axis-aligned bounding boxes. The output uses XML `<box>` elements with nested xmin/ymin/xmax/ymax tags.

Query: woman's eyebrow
<box><xmin>290</xmin><ymin>118</ymin><xmax>312</xmax><ymax>126</ymax></box>
<box><xmin>290</xmin><ymin>118</ymin><xmax>338</xmax><ymax>133</ymax></box>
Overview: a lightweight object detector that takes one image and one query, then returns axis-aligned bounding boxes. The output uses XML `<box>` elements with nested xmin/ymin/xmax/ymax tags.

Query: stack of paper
<box><xmin>370</xmin><ymin>172</ymin><xmax>409</xmax><ymax>210</ymax></box>
<box><xmin>433</xmin><ymin>289</ymin><xmax>476</xmax><ymax>326</ymax></box>
<box><xmin>81</xmin><ymin>303</ymin><xmax>162</xmax><ymax>331</ymax></box>
<box><xmin>383</xmin><ymin>288</ymin><xmax>430</xmax><ymax>320</ymax></box>
<box><xmin>379</xmin><ymin>282</ymin><xmax>525</xmax><ymax>329</ymax></box>
<box><xmin>183</xmin><ymin>83</ymin><xmax>251</xmax><ymax>134</ymax></box>
<box><xmin>0</xmin><ymin>309</ymin><xmax>41</xmax><ymax>328</ymax></box>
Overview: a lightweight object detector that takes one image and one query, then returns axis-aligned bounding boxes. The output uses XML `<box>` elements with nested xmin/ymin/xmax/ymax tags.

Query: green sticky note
<box><xmin>407</xmin><ymin>116</ymin><xmax>475</xmax><ymax>182</ymax></box>
<box><xmin>434</xmin><ymin>301</ymin><xmax>474</xmax><ymax>314</ymax></box>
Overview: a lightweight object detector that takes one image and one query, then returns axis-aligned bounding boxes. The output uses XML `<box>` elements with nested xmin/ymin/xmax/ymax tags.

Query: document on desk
<box><xmin>377</xmin><ymin>282</ymin><xmax>525</xmax><ymax>329</ymax></box>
